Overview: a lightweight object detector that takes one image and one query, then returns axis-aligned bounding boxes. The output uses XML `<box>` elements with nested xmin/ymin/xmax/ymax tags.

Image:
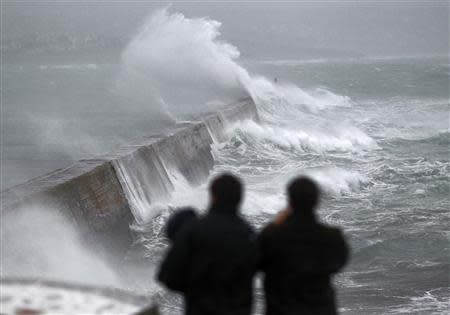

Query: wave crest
<box><xmin>117</xmin><ymin>8</ymin><xmax>353</xmax><ymax>119</ymax></box>
<box><xmin>117</xmin><ymin>8</ymin><xmax>250</xmax><ymax>116</ymax></box>
<box><xmin>230</xmin><ymin>120</ymin><xmax>377</xmax><ymax>154</ymax></box>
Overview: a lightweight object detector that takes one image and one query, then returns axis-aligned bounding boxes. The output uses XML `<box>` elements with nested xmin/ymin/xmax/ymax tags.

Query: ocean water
<box><xmin>238</xmin><ymin>57</ymin><xmax>450</xmax><ymax>314</ymax></box>
<box><xmin>123</xmin><ymin>10</ymin><xmax>449</xmax><ymax>315</ymax></box>
<box><xmin>3</xmin><ymin>8</ymin><xmax>449</xmax><ymax>315</ymax></box>
<box><xmin>133</xmin><ymin>55</ymin><xmax>449</xmax><ymax>315</ymax></box>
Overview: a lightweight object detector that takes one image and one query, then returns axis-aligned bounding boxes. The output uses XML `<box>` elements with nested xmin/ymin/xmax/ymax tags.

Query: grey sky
<box><xmin>2</xmin><ymin>1</ymin><xmax>449</xmax><ymax>58</ymax></box>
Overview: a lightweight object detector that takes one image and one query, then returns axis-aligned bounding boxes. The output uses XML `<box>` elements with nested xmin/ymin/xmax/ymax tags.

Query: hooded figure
<box><xmin>258</xmin><ymin>177</ymin><xmax>349</xmax><ymax>315</ymax></box>
<box><xmin>165</xmin><ymin>207</ymin><xmax>198</xmax><ymax>242</ymax></box>
<box><xmin>157</xmin><ymin>173</ymin><xmax>258</xmax><ymax>315</ymax></box>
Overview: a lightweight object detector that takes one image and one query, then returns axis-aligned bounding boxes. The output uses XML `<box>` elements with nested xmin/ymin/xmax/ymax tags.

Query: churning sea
<box><xmin>134</xmin><ymin>55</ymin><xmax>449</xmax><ymax>315</ymax></box>
<box><xmin>2</xmin><ymin>9</ymin><xmax>449</xmax><ymax>314</ymax></box>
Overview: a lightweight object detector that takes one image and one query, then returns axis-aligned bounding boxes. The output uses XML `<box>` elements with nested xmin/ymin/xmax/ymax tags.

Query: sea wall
<box><xmin>1</xmin><ymin>98</ymin><xmax>259</xmax><ymax>255</ymax></box>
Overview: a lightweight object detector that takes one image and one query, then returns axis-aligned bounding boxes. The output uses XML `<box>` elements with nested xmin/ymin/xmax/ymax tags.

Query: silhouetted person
<box><xmin>165</xmin><ymin>207</ymin><xmax>198</xmax><ymax>242</ymax></box>
<box><xmin>157</xmin><ymin>173</ymin><xmax>257</xmax><ymax>315</ymax></box>
<box><xmin>135</xmin><ymin>210</ymin><xmax>197</xmax><ymax>315</ymax></box>
<box><xmin>258</xmin><ymin>177</ymin><xmax>349</xmax><ymax>315</ymax></box>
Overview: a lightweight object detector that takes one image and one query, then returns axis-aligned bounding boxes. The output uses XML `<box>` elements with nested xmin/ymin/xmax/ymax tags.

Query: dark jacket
<box><xmin>258</xmin><ymin>212</ymin><xmax>349</xmax><ymax>315</ymax></box>
<box><xmin>157</xmin><ymin>204</ymin><xmax>258</xmax><ymax>315</ymax></box>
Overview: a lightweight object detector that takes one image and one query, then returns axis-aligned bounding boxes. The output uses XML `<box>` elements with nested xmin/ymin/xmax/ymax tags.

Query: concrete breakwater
<box><xmin>1</xmin><ymin>98</ymin><xmax>259</xmax><ymax>255</ymax></box>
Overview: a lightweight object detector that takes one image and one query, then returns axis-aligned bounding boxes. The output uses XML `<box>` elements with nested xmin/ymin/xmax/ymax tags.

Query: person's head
<box><xmin>209</xmin><ymin>173</ymin><xmax>243</xmax><ymax>209</ymax></box>
<box><xmin>287</xmin><ymin>176</ymin><xmax>320</xmax><ymax>214</ymax></box>
<box><xmin>165</xmin><ymin>207</ymin><xmax>198</xmax><ymax>241</ymax></box>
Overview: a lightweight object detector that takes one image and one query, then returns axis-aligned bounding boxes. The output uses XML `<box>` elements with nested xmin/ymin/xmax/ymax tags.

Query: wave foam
<box><xmin>118</xmin><ymin>8</ymin><xmax>250</xmax><ymax>116</ymax></box>
<box><xmin>239</xmin><ymin>167</ymin><xmax>369</xmax><ymax>217</ymax></box>
<box><xmin>231</xmin><ymin>120</ymin><xmax>377</xmax><ymax>154</ymax></box>
<box><xmin>2</xmin><ymin>207</ymin><xmax>119</xmax><ymax>286</ymax></box>
<box><xmin>117</xmin><ymin>8</ymin><xmax>353</xmax><ymax>119</ymax></box>
<box><xmin>114</xmin><ymin>8</ymin><xmax>369</xmax><ymax>224</ymax></box>
<box><xmin>305</xmin><ymin>167</ymin><xmax>370</xmax><ymax>196</ymax></box>
<box><xmin>247</xmin><ymin>76</ymin><xmax>353</xmax><ymax>116</ymax></box>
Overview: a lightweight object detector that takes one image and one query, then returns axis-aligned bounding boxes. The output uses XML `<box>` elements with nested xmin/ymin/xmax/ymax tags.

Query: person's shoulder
<box><xmin>227</xmin><ymin>215</ymin><xmax>256</xmax><ymax>238</ymax></box>
<box><xmin>238</xmin><ymin>215</ymin><xmax>255</xmax><ymax>230</ymax></box>
<box><xmin>317</xmin><ymin>222</ymin><xmax>346</xmax><ymax>239</ymax></box>
<box><xmin>187</xmin><ymin>215</ymin><xmax>209</xmax><ymax>232</ymax></box>
<box><xmin>172</xmin><ymin>217</ymin><xmax>199</xmax><ymax>239</ymax></box>
<box><xmin>259</xmin><ymin>222</ymin><xmax>282</xmax><ymax>240</ymax></box>
<box><xmin>194</xmin><ymin>212</ymin><xmax>245</xmax><ymax>232</ymax></box>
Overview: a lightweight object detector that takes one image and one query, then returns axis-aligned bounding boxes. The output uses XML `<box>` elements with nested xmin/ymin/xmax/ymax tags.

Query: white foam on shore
<box><xmin>1</xmin><ymin>283</ymin><xmax>140</xmax><ymax>315</ymax></box>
